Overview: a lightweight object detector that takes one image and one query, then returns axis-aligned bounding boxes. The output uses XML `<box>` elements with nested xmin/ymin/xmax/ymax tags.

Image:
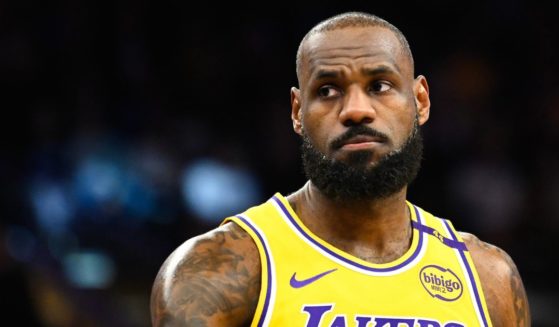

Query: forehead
<box><xmin>302</xmin><ymin>26</ymin><xmax>409</xmax><ymax>79</ymax></box>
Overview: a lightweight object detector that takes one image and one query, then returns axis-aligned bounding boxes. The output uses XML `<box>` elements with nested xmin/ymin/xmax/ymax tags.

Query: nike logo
<box><xmin>289</xmin><ymin>268</ymin><xmax>338</xmax><ymax>288</ymax></box>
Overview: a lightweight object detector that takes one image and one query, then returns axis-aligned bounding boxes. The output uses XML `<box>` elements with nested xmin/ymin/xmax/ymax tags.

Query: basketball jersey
<box><xmin>223</xmin><ymin>193</ymin><xmax>493</xmax><ymax>327</ymax></box>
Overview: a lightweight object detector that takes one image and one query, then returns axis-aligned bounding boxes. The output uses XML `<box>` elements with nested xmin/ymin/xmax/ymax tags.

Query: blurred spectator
<box><xmin>1</xmin><ymin>1</ymin><xmax>558</xmax><ymax>326</ymax></box>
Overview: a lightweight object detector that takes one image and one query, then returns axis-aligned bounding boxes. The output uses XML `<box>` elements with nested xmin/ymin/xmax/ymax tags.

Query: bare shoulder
<box><xmin>459</xmin><ymin>232</ymin><xmax>531</xmax><ymax>327</ymax></box>
<box><xmin>150</xmin><ymin>222</ymin><xmax>261</xmax><ymax>327</ymax></box>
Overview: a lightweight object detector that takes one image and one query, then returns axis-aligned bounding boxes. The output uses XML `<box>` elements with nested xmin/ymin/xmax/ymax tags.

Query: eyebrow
<box><xmin>362</xmin><ymin>65</ymin><xmax>399</xmax><ymax>76</ymax></box>
<box><xmin>315</xmin><ymin>69</ymin><xmax>341</xmax><ymax>80</ymax></box>
<box><xmin>313</xmin><ymin>64</ymin><xmax>399</xmax><ymax>81</ymax></box>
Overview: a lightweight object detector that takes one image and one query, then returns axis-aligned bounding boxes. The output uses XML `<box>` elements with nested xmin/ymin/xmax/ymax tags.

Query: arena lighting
<box><xmin>73</xmin><ymin>155</ymin><xmax>158</xmax><ymax>220</ymax></box>
<box><xmin>73</xmin><ymin>157</ymin><xmax>124</xmax><ymax>210</ymax></box>
<box><xmin>29</xmin><ymin>180</ymin><xmax>74</xmax><ymax>233</ymax></box>
<box><xmin>62</xmin><ymin>250</ymin><xmax>116</xmax><ymax>289</ymax></box>
<box><xmin>180</xmin><ymin>158</ymin><xmax>261</xmax><ymax>223</ymax></box>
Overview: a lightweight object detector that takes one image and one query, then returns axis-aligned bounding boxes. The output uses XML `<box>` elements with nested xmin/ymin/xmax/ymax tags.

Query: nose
<box><xmin>339</xmin><ymin>86</ymin><xmax>376</xmax><ymax>126</ymax></box>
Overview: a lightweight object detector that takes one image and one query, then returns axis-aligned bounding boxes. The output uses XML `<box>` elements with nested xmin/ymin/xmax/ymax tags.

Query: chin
<box><xmin>342</xmin><ymin>149</ymin><xmax>383</xmax><ymax>167</ymax></box>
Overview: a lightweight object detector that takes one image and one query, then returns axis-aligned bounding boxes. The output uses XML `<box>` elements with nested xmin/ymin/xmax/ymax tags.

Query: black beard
<box><xmin>301</xmin><ymin>121</ymin><xmax>423</xmax><ymax>202</ymax></box>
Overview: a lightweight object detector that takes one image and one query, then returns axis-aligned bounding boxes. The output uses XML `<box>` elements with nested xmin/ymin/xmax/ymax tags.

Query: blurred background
<box><xmin>1</xmin><ymin>1</ymin><xmax>558</xmax><ymax>326</ymax></box>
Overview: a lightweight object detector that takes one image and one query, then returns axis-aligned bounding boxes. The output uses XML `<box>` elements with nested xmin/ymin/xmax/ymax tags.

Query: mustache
<box><xmin>330</xmin><ymin>125</ymin><xmax>390</xmax><ymax>150</ymax></box>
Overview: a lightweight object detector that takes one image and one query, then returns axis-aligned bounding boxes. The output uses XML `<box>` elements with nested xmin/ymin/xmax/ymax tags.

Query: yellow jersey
<box><xmin>223</xmin><ymin>193</ymin><xmax>492</xmax><ymax>327</ymax></box>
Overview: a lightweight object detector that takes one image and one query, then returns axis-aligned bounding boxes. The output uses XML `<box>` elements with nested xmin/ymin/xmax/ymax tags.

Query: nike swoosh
<box><xmin>290</xmin><ymin>268</ymin><xmax>337</xmax><ymax>288</ymax></box>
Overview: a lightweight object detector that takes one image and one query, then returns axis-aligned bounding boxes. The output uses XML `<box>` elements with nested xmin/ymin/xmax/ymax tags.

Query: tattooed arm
<box><xmin>460</xmin><ymin>232</ymin><xmax>531</xmax><ymax>327</ymax></box>
<box><xmin>150</xmin><ymin>222</ymin><xmax>261</xmax><ymax>327</ymax></box>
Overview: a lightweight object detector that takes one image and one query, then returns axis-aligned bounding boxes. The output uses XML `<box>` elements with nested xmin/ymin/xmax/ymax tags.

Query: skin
<box><xmin>150</xmin><ymin>26</ymin><xmax>530</xmax><ymax>326</ymax></box>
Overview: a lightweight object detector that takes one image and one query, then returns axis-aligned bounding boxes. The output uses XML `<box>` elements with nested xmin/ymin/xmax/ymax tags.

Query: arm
<box><xmin>150</xmin><ymin>222</ymin><xmax>261</xmax><ymax>327</ymax></box>
<box><xmin>460</xmin><ymin>232</ymin><xmax>531</xmax><ymax>327</ymax></box>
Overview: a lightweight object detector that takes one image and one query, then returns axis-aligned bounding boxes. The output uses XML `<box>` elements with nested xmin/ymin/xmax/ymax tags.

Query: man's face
<box><xmin>300</xmin><ymin>115</ymin><xmax>423</xmax><ymax>200</ymax></box>
<box><xmin>291</xmin><ymin>26</ymin><xmax>430</xmax><ymax>200</ymax></box>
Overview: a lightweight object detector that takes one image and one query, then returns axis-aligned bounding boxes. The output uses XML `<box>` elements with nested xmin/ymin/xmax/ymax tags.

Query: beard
<box><xmin>301</xmin><ymin>119</ymin><xmax>423</xmax><ymax>202</ymax></box>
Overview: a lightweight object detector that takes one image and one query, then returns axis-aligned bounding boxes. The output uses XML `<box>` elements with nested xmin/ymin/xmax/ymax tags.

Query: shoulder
<box><xmin>150</xmin><ymin>222</ymin><xmax>261</xmax><ymax>327</ymax></box>
<box><xmin>459</xmin><ymin>232</ymin><xmax>531</xmax><ymax>327</ymax></box>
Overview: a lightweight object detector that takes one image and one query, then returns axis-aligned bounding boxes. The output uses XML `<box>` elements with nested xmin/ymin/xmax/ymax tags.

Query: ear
<box><xmin>291</xmin><ymin>87</ymin><xmax>303</xmax><ymax>135</ymax></box>
<box><xmin>414</xmin><ymin>75</ymin><xmax>430</xmax><ymax>126</ymax></box>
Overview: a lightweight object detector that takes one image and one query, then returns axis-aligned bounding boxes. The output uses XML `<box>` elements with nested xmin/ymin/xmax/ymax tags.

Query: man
<box><xmin>150</xmin><ymin>12</ymin><xmax>530</xmax><ymax>327</ymax></box>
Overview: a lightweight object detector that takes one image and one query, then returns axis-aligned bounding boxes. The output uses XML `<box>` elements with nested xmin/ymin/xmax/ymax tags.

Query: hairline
<box><xmin>295</xmin><ymin>12</ymin><xmax>414</xmax><ymax>86</ymax></box>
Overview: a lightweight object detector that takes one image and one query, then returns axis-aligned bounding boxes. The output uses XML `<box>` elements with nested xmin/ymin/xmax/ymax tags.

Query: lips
<box><xmin>343</xmin><ymin>135</ymin><xmax>384</xmax><ymax>145</ymax></box>
<box><xmin>339</xmin><ymin>135</ymin><xmax>386</xmax><ymax>150</ymax></box>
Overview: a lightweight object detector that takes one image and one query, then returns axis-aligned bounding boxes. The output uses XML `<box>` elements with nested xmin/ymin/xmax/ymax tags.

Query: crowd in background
<box><xmin>1</xmin><ymin>1</ymin><xmax>558</xmax><ymax>326</ymax></box>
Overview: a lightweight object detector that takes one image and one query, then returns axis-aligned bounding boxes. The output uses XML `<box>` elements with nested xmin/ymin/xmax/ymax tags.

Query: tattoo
<box><xmin>227</xmin><ymin>223</ymin><xmax>251</xmax><ymax>241</ymax></box>
<box><xmin>470</xmin><ymin>234</ymin><xmax>493</xmax><ymax>251</ymax></box>
<box><xmin>185</xmin><ymin>318</ymin><xmax>207</xmax><ymax>327</ymax></box>
<box><xmin>468</xmin><ymin>234</ymin><xmax>531</xmax><ymax>327</ymax></box>
<box><xmin>151</xmin><ymin>226</ymin><xmax>260</xmax><ymax>326</ymax></box>
<box><xmin>498</xmin><ymin>248</ymin><xmax>530</xmax><ymax>326</ymax></box>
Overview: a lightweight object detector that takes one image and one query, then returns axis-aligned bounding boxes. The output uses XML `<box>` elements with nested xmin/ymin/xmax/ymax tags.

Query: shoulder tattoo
<box><xmin>151</xmin><ymin>226</ymin><xmax>260</xmax><ymax>326</ymax></box>
<box><xmin>470</xmin><ymin>236</ymin><xmax>531</xmax><ymax>326</ymax></box>
<box><xmin>498</xmin><ymin>247</ymin><xmax>531</xmax><ymax>326</ymax></box>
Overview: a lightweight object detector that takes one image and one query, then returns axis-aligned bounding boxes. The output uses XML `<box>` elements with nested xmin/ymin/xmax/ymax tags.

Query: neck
<box><xmin>288</xmin><ymin>181</ymin><xmax>412</xmax><ymax>263</ymax></box>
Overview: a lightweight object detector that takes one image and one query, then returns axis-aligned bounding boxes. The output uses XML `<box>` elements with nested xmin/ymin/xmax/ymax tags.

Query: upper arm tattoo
<box><xmin>151</xmin><ymin>226</ymin><xmax>260</xmax><ymax>326</ymax></box>
<box><xmin>467</xmin><ymin>235</ymin><xmax>531</xmax><ymax>326</ymax></box>
<box><xmin>499</xmin><ymin>247</ymin><xmax>531</xmax><ymax>326</ymax></box>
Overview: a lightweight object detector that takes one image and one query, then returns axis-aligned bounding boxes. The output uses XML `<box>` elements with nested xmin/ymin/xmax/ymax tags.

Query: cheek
<box><xmin>378</xmin><ymin>100</ymin><xmax>415</xmax><ymax>145</ymax></box>
<box><xmin>392</xmin><ymin>111</ymin><xmax>417</xmax><ymax>146</ymax></box>
<box><xmin>302</xmin><ymin>112</ymin><xmax>336</xmax><ymax>152</ymax></box>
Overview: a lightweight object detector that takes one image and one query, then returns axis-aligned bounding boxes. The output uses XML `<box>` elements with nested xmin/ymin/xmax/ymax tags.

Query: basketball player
<box><xmin>150</xmin><ymin>12</ymin><xmax>530</xmax><ymax>326</ymax></box>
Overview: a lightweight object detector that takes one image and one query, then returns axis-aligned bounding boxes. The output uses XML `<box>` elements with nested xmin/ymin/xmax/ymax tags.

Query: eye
<box><xmin>370</xmin><ymin>81</ymin><xmax>392</xmax><ymax>93</ymax></box>
<box><xmin>317</xmin><ymin>85</ymin><xmax>341</xmax><ymax>99</ymax></box>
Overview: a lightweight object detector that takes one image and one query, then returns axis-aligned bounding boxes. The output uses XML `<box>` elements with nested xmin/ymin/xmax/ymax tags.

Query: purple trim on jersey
<box><xmin>442</xmin><ymin>219</ymin><xmax>490</xmax><ymax>327</ymax></box>
<box><xmin>411</xmin><ymin>220</ymin><xmax>468</xmax><ymax>251</ymax></box>
<box><xmin>272</xmin><ymin>196</ymin><xmax>424</xmax><ymax>272</ymax></box>
<box><xmin>236</xmin><ymin>215</ymin><xmax>272</xmax><ymax>327</ymax></box>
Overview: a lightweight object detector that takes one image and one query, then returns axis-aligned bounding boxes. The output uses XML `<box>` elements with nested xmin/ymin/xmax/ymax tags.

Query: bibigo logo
<box><xmin>419</xmin><ymin>265</ymin><xmax>463</xmax><ymax>301</ymax></box>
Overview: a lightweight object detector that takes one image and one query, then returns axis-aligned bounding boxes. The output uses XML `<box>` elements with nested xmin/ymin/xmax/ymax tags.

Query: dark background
<box><xmin>1</xmin><ymin>1</ymin><xmax>558</xmax><ymax>326</ymax></box>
